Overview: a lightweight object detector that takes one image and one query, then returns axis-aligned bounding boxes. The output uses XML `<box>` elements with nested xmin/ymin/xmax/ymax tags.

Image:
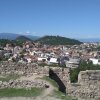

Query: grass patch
<box><xmin>70</xmin><ymin>61</ymin><xmax>100</xmax><ymax>83</ymax></box>
<box><xmin>0</xmin><ymin>74</ymin><xmax>20</xmax><ymax>82</ymax></box>
<box><xmin>42</xmin><ymin>76</ymin><xmax>58</xmax><ymax>88</ymax></box>
<box><xmin>42</xmin><ymin>76</ymin><xmax>74</xmax><ymax>100</ymax></box>
<box><xmin>53</xmin><ymin>90</ymin><xmax>74</xmax><ymax>100</ymax></box>
<box><xmin>0</xmin><ymin>88</ymin><xmax>43</xmax><ymax>97</ymax></box>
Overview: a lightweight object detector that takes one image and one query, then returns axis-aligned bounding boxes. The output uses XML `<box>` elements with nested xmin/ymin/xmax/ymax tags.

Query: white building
<box><xmin>49</xmin><ymin>58</ymin><xmax>58</xmax><ymax>64</ymax></box>
<box><xmin>37</xmin><ymin>57</ymin><xmax>47</xmax><ymax>62</ymax></box>
<box><xmin>89</xmin><ymin>58</ymin><xmax>100</xmax><ymax>65</ymax></box>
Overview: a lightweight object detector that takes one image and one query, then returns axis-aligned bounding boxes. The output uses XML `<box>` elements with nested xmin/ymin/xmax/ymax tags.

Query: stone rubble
<box><xmin>0</xmin><ymin>61</ymin><xmax>100</xmax><ymax>100</ymax></box>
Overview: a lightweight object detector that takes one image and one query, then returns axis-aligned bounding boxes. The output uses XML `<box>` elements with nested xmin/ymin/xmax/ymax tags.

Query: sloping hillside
<box><xmin>15</xmin><ymin>36</ymin><xmax>32</xmax><ymax>42</ymax></box>
<box><xmin>35</xmin><ymin>35</ymin><xmax>82</xmax><ymax>45</ymax></box>
<box><xmin>0</xmin><ymin>33</ymin><xmax>39</xmax><ymax>40</ymax></box>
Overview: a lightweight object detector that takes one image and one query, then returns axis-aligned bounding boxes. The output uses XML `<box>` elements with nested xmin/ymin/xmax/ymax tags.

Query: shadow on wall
<box><xmin>49</xmin><ymin>69</ymin><xmax>66</xmax><ymax>94</ymax></box>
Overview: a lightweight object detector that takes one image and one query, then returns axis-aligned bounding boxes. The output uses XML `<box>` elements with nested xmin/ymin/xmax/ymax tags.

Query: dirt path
<box><xmin>35</xmin><ymin>80</ymin><xmax>55</xmax><ymax>100</ymax></box>
<box><xmin>0</xmin><ymin>75</ymin><xmax>61</xmax><ymax>100</ymax></box>
<box><xmin>19</xmin><ymin>74</ymin><xmax>56</xmax><ymax>100</ymax></box>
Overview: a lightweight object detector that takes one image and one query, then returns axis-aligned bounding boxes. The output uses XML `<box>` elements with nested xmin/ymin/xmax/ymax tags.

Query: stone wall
<box><xmin>0</xmin><ymin>62</ymin><xmax>49</xmax><ymax>75</ymax></box>
<box><xmin>0</xmin><ymin>61</ymin><xmax>100</xmax><ymax>99</ymax></box>
<box><xmin>48</xmin><ymin>67</ymin><xmax>70</xmax><ymax>85</ymax></box>
<box><xmin>0</xmin><ymin>80</ymin><xmax>46</xmax><ymax>89</ymax></box>
<box><xmin>78</xmin><ymin>70</ymin><xmax>100</xmax><ymax>85</ymax></box>
<box><xmin>0</xmin><ymin>61</ymin><xmax>70</xmax><ymax>89</ymax></box>
<box><xmin>67</xmin><ymin>70</ymin><xmax>100</xmax><ymax>100</ymax></box>
<box><xmin>0</xmin><ymin>62</ymin><xmax>70</xmax><ymax>82</ymax></box>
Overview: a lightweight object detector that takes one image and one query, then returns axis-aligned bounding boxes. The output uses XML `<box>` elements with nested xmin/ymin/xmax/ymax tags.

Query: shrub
<box><xmin>70</xmin><ymin>60</ymin><xmax>100</xmax><ymax>83</ymax></box>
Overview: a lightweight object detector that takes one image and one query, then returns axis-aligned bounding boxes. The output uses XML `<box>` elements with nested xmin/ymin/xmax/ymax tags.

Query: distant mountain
<box><xmin>77</xmin><ymin>38</ymin><xmax>100</xmax><ymax>42</ymax></box>
<box><xmin>26</xmin><ymin>35</ymin><xmax>39</xmax><ymax>40</ymax></box>
<box><xmin>0</xmin><ymin>33</ymin><xmax>19</xmax><ymax>40</ymax></box>
<box><xmin>15</xmin><ymin>36</ymin><xmax>32</xmax><ymax>41</ymax></box>
<box><xmin>0</xmin><ymin>33</ymin><xmax>39</xmax><ymax>40</ymax></box>
<box><xmin>35</xmin><ymin>35</ymin><xmax>82</xmax><ymax>45</ymax></box>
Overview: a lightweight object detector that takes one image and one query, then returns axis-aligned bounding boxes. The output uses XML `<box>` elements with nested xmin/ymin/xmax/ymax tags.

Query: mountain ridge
<box><xmin>15</xmin><ymin>36</ymin><xmax>32</xmax><ymax>41</ymax></box>
<box><xmin>35</xmin><ymin>35</ymin><xmax>82</xmax><ymax>45</ymax></box>
<box><xmin>0</xmin><ymin>33</ymin><xmax>39</xmax><ymax>40</ymax></box>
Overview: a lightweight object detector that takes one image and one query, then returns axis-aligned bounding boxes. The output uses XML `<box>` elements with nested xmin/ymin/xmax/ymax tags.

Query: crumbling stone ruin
<box><xmin>0</xmin><ymin>61</ymin><xmax>70</xmax><ymax>91</ymax></box>
<box><xmin>0</xmin><ymin>80</ymin><xmax>45</xmax><ymax>89</ymax></box>
<box><xmin>67</xmin><ymin>70</ymin><xmax>100</xmax><ymax>100</ymax></box>
<box><xmin>0</xmin><ymin>61</ymin><xmax>100</xmax><ymax>100</ymax></box>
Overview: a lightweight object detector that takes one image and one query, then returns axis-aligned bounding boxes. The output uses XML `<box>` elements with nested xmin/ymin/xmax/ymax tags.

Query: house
<box><xmin>89</xmin><ymin>58</ymin><xmax>100</xmax><ymax>65</ymax></box>
<box><xmin>26</xmin><ymin>58</ymin><xmax>32</xmax><ymax>63</ymax></box>
<box><xmin>49</xmin><ymin>58</ymin><xmax>58</xmax><ymax>64</ymax></box>
<box><xmin>66</xmin><ymin>57</ymin><xmax>80</xmax><ymax>68</ymax></box>
<box><xmin>37</xmin><ymin>57</ymin><xmax>47</xmax><ymax>62</ymax></box>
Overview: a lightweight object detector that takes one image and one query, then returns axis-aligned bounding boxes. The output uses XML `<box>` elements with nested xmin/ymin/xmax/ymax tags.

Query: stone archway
<box><xmin>49</xmin><ymin>69</ymin><xmax>66</xmax><ymax>94</ymax></box>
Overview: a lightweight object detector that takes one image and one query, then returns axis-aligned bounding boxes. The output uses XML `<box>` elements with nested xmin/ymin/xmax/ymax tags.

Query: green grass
<box><xmin>53</xmin><ymin>90</ymin><xmax>74</xmax><ymax>100</ymax></box>
<box><xmin>0</xmin><ymin>88</ymin><xmax>43</xmax><ymax>97</ymax></box>
<box><xmin>70</xmin><ymin>61</ymin><xmax>100</xmax><ymax>83</ymax></box>
<box><xmin>42</xmin><ymin>76</ymin><xmax>75</xmax><ymax>100</ymax></box>
<box><xmin>0</xmin><ymin>74</ymin><xmax>20</xmax><ymax>82</ymax></box>
<box><xmin>42</xmin><ymin>76</ymin><xmax>59</xmax><ymax>88</ymax></box>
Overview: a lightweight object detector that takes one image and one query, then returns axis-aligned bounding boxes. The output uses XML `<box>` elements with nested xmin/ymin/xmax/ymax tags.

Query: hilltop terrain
<box><xmin>15</xmin><ymin>36</ymin><xmax>32</xmax><ymax>42</ymax></box>
<box><xmin>0</xmin><ymin>35</ymin><xmax>82</xmax><ymax>47</ymax></box>
<box><xmin>35</xmin><ymin>35</ymin><xmax>82</xmax><ymax>45</ymax></box>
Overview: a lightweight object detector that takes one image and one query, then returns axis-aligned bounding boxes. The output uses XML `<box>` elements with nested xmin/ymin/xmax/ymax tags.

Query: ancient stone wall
<box><xmin>0</xmin><ymin>62</ymin><xmax>49</xmax><ymax>75</ymax></box>
<box><xmin>0</xmin><ymin>80</ymin><xmax>46</xmax><ymax>89</ymax></box>
<box><xmin>0</xmin><ymin>62</ymin><xmax>70</xmax><ymax>84</ymax></box>
<box><xmin>78</xmin><ymin>70</ymin><xmax>100</xmax><ymax>85</ymax></box>
<box><xmin>49</xmin><ymin>67</ymin><xmax>70</xmax><ymax>85</ymax></box>
<box><xmin>67</xmin><ymin>70</ymin><xmax>100</xmax><ymax>100</ymax></box>
<box><xmin>0</xmin><ymin>61</ymin><xmax>70</xmax><ymax>89</ymax></box>
<box><xmin>0</xmin><ymin>61</ymin><xmax>100</xmax><ymax>99</ymax></box>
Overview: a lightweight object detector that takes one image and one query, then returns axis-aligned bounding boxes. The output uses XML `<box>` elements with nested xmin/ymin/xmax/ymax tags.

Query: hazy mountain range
<box><xmin>0</xmin><ymin>33</ymin><xmax>100</xmax><ymax>42</ymax></box>
<box><xmin>0</xmin><ymin>33</ymin><xmax>39</xmax><ymax>40</ymax></box>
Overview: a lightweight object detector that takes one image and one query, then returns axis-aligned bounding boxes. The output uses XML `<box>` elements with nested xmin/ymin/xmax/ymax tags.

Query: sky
<box><xmin>0</xmin><ymin>0</ymin><xmax>100</xmax><ymax>38</ymax></box>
